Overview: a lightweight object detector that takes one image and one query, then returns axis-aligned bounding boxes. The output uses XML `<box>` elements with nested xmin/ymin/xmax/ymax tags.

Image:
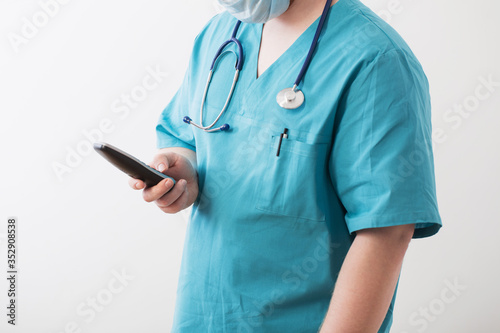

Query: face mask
<box><xmin>217</xmin><ymin>0</ymin><xmax>290</xmax><ymax>23</ymax></box>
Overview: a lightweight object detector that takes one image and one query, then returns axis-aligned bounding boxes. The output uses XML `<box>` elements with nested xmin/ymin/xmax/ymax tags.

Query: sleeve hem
<box><xmin>157</xmin><ymin>136</ymin><xmax>196</xmax><ymax>152</ymax></box>
<box><xmin>347</xmin><ymin>214</ymin><xmax>442</xmax><ymax>239</ymax></box>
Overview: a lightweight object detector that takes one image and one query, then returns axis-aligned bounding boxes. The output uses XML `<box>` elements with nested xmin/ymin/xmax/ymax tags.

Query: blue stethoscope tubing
<box><xmin>184</xmin><ymin>0</ymin><xmax>333</xmax><ymax>132</ymax></box>
<box><xmin>183</xmin><ymin>21</ymin><xmax>243</xmax><ymax>132</ymax></box>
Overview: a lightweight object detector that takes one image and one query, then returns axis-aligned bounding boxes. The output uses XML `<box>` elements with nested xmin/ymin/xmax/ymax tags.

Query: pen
<box><xmin>276</xmin><ymin>128</ymin><xmax>288</xmax><ymax>157</ymax></box>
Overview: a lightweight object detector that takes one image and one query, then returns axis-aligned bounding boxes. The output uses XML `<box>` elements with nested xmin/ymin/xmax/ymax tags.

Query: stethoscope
<box><xmin>184</xmin><ymin>0</ymin><xmax>333</xmax><ymax>132</ymax></box>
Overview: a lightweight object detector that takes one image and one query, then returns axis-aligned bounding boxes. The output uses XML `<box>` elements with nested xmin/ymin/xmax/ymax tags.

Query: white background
<box><xmin>0</xmin><ymin>0</ymin><xmax>499</xmax><ymax>332</ymax></box>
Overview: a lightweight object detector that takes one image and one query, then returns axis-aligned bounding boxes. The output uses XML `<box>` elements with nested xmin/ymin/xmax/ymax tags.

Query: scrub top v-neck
<box><xmin>229</xmin><ymin>15</ymin><xmax>325</xmax><ymax>122</ymax></box>
<box><xmin>156</xmin><ymin>0</ymin><xmax>442</xmax><ymax>332</ymax></box>
<box><xmin>252</xmin><ymin>17</ymin><xmax>316</xmax><ymax>81</ymax></box>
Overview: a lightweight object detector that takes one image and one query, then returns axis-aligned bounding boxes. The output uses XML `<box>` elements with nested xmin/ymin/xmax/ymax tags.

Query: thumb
<box><xmin>150</xmin><ymin>151</ymin><xmax>176</xmax><ymax>173</ymax></box>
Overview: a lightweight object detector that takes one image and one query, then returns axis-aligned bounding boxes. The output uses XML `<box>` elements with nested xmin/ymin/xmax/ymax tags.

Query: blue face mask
<box><xmin>217</xmin><ymin>0</ymin><xmax>291</xmax><ymax>23</ymax></box>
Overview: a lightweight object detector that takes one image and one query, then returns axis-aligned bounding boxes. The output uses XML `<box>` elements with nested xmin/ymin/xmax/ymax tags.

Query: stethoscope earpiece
<box><xmin>184</xmin><ymin>116</ymin><xmax>230</xmax><ymax>132</ymax></box>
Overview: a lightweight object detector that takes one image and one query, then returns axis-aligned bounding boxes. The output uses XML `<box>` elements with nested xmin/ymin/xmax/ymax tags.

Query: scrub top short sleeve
<box><xmin>156</xmin><ymin>69</ymin><xmax>196</xmax><ymax>151</ymax></box>
<box><xmin>329</xmin><ymin>49</ymin><xmax>441</xmax><ymax>238</ymax></box>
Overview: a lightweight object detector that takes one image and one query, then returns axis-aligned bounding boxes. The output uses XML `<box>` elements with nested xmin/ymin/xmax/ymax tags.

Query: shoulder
<box><xmin>330</xmin><ymin>0</ymin><xmax>424</xmax><ymax>72</ymax></box>
<box><xmin>194</xmin><ymin>11</ymin><xmax>239</xmax><ymax>45</ymax></box>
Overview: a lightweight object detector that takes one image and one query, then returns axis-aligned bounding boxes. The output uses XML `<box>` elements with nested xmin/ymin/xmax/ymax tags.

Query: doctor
<box><xmin>130</xmin><ymin>0</ymin><xmax>442</xmax><ymax>332</ymax></box>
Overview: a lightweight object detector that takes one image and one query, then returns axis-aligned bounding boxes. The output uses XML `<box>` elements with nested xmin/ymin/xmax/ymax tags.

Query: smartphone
<box><xmin>93</xmin><ymin>142</ymin><xmax>175</xmax><ymax>188</ymax></box>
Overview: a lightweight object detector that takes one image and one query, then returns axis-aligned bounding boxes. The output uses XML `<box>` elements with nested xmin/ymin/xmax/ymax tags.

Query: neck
<box><xmin>269</xmin><ymin>0</ymin><xmax>338</xmax><ymax>29</ymax></box>
<box><xmin>256</xmin><ymin>0</ymin><xmax>339</xmax><ymax>78</ymax></box>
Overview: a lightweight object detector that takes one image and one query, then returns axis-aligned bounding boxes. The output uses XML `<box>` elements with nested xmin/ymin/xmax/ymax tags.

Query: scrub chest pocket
<box><xmin>256</xmin><ymin>132</ymin><xmax>329</xmax><ymax>222</ymax></box>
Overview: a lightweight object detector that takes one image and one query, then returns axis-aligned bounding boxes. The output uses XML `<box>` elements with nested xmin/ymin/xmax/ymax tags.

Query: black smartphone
<box><xmin>93</xmin><ymin>142</ymin><xmax>175</xmax><ymax>188</ymax></box>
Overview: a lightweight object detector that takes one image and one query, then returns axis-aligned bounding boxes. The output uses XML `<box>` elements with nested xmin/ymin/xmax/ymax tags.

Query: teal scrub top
<box><xmin>156</xmin><ymin>0</ymin><xmax>442</xmax><ymax>331</ymax></box>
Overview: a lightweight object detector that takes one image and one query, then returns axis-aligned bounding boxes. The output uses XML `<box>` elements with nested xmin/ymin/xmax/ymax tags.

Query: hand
<box><xmin>128</xmin><ymin>148</ymin><xmax>198</xmax><ymax>214</ymax></box>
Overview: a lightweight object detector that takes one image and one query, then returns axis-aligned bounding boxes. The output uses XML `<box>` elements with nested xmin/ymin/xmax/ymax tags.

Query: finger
<box><xmin>142</xmin><ymin>178</ymin><xmax>175</xmax><ymax>203</ymax></box>
<box><xmin>156</xmin><ymin>179</ymin><xmax>187</xmax><ymax>209</ymax></box>
<box><xmin>128</xmin><ymin>178</ymin><xmax>146</xmax><ymax>190</ymax></box>
<box><xmin>163</xmin><ymin>183</ymin><xmax>190</xmax><ymax>213</ymax></box>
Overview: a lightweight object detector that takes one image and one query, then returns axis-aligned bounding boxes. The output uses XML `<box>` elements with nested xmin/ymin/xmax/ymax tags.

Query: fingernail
<box><xmin>135</xmin><ymin>182</ymin><xmax>141</xmax><ymax>189</ymax></box>
<box><xmin>165</xmin><ymin>179</ymin><xmax>171</xmax><ymax>188</ymax></box>
<box><xmin>158</xmin><ymin>164</ymin><xmax>166</xmax><ymax>172</ymax></box>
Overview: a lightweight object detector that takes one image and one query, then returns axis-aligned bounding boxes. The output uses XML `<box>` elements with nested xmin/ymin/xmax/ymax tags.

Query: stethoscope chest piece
<box><xmin>276</xmin><ymin>87</ymin><xmax>304</xmax><ymax>109</ymax></box>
